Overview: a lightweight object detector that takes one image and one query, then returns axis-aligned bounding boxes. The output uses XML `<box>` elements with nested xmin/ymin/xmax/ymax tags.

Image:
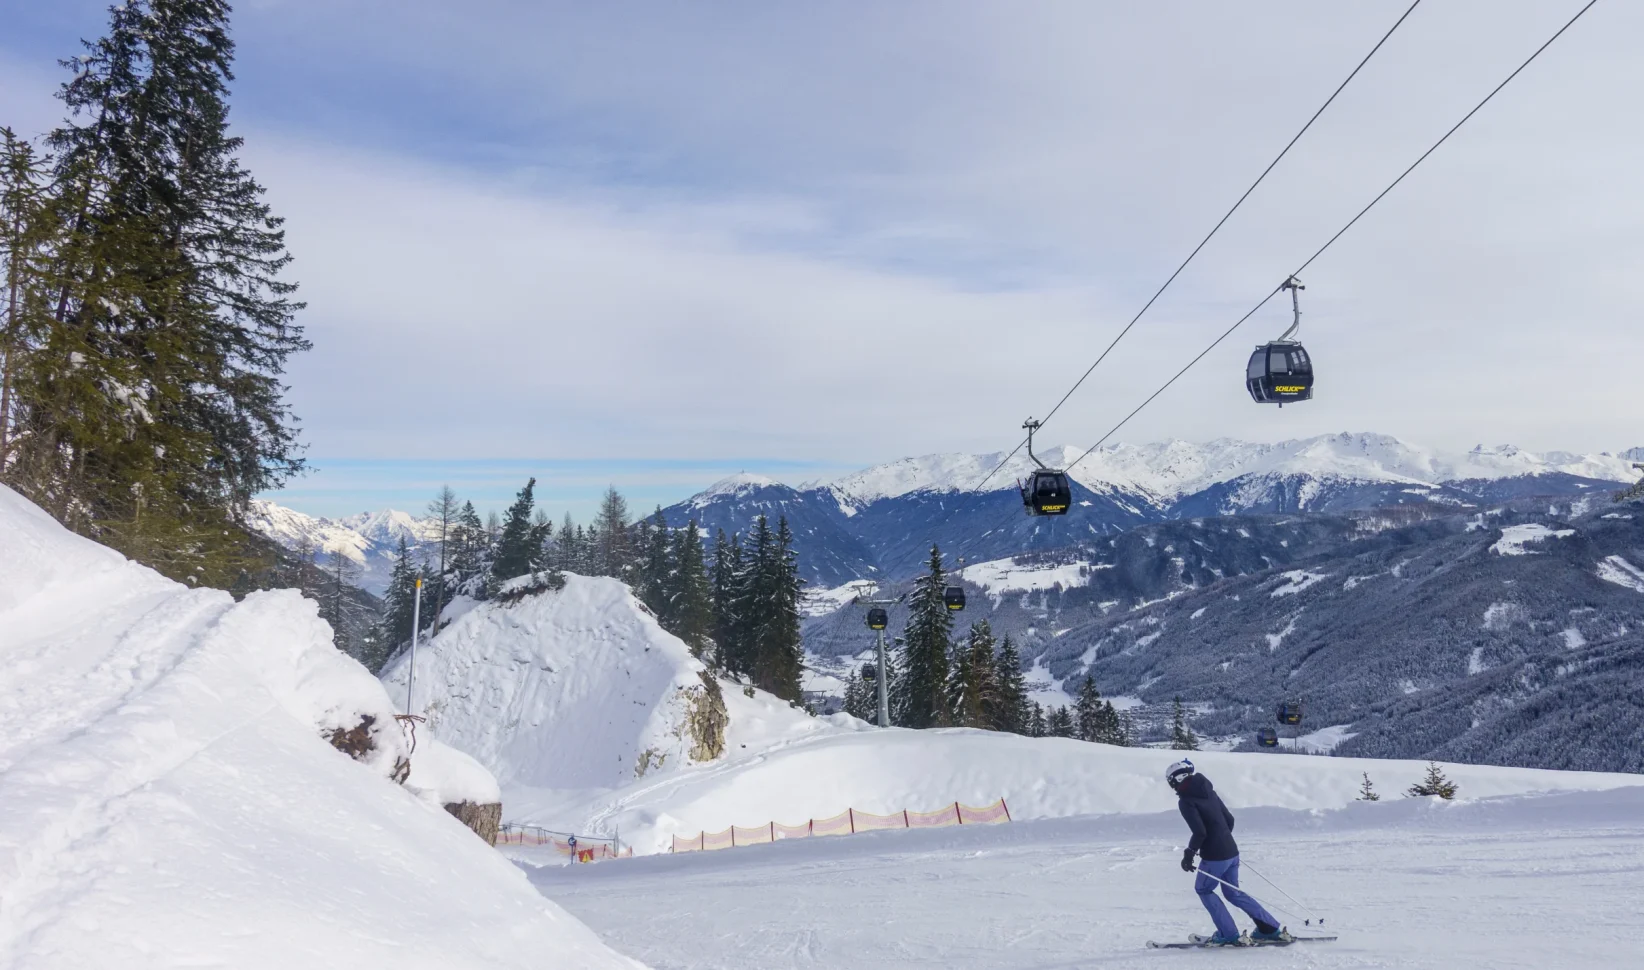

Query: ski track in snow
<box><xmin>529</xmin><ymin>787</ymin><xmax>1644</xmax><ymax>970</ymax></box>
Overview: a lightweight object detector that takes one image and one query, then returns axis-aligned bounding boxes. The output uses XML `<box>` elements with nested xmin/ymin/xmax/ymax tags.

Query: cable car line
<box><xmin>867</xmin><ymin>3</ymin><xmax>1422</xmax><ymax>583</ymax></box>
<box><xmin>1064</xmin><ymin>0</ymin><xmax>1600</xmax><ymax>471</ymax></box>
<box><xmin>1030</xmin><ymin>0</ymin><xmax>1423</xmax><ymax>435</ymax></box>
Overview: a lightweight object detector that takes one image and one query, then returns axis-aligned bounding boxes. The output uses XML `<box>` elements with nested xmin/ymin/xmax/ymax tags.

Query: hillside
<box><xmin>0</xmin><ymin>485</ymin><xmax>642</xmax><ymax>970</ymax></box>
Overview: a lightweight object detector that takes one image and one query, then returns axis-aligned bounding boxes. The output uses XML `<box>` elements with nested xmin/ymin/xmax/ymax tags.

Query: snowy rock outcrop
<box><xmin>0</xmin><ymin>485</ymin><xmax>642</xmax><ymax>970</ymax></box>
<box><xmin>380</xmin><ymin>575</ymin><xmax>734</xmax><ymax>789</ymax></box>
<box><xmin>407</xmin><ymin>739</ymin><xmax>505</xmax><ymax>844</ymax></box>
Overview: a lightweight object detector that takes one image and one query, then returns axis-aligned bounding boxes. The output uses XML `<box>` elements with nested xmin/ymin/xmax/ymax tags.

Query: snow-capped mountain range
<box><xmin>251</xmin><ymin>433</ymin><xmax>1642</xmax><ymax>593</ymax></box>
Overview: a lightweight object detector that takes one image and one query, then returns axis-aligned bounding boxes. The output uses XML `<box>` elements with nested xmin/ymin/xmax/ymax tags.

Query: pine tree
<box><xmin>636</xmin><ymin>506</ymin><xmax>673</xmax><ymax>625</ymax></box>
<box><xmin>1357</xmin><ymin>772</ymin><xmax>1381</xmax><ymax>802</ymax></box>
<box><xmin>1074</xmin><ymin>675</ymin><xmax>1104</xmax><ymax>742</ymax></box>
<box><xmin>992</xmin><ymin>634</ymin><xmax>1029</xmax><ymax>734</ymax></box>
<box><xmin>710</xmin><ymin>528</ymin><xmax>738</xmax><ymax>671</ymax></box>
<box><xmin>892</xmin><ymin>545</ymin><xmax>953</xmax><ymax>728</ymax></box>
<box><xmin>448</xmin><ymin>500</ymin><xmax>488</xmax><ymax>591</ymax></box>
<box><xmin>1048</xmin><ymin>706</ymin><xmax>1076</xmax><ymax>738</ymax></box>
<box><xmin>595</xmin><ymin>485</ymin><xmax>630</xmax><ymax>577</ymax></box>
<box><xmin>379</xmin><ymin>536</ymin><xmax>417</xmax><ymax>652</ymax></box>
<box><xmin>1028</xmin><ymin>701</ymin><xmax>1047</xmax><ymax>738</ymax></box>
<box><xmin>739</xmin><ymin>516</ymin><xmax>804</xmax><ymax>701</ymax></box>
<box><xmin>843</xmin><ymin>663</ymin><xmax>879</xmax><ymax>722</ymax></box>
<box><xmin>669</xmin><ymin>519</ymin><xmax>713</xmax><ymax>657</ymax></box>
<box><xmin>423</xmin><ymin>485</ymin><xmax>458</xmax><ymax>629</ymax></box>
<box><xmin>0</xmin><ymin>128</ymin><xmax>59</xmax><ymax>474</ymax></box>
<box><xmin>1407</xmin><ymin>762</ymin><xmax>1459</xmax><ymax>800</ymax></box>
<box><xmin>17</xmin><ymin>1</ymin><xmax>309</xmax><ymax>585</ymax></box>
<box><xmin>1169</xmin><ymin>697</ymin><xmax>1199</xmax><ymax>751</ymax></box>
<box><xmin>317</xmin><ymin>551</ymin><xmax>362</xmax><ymax>663</ymax></box>
<box><xmin>1095</xmin><ymin>700</ymin><xmax>1129</xmax><ymax>746</ymax></box>
<box><xmin>950</xmin><ymin>620</ymin><xmax>999</xmax><ymax>728</ymax></box>
<box><xmin>490</xmin><ymin>477</ymin><xmax>546</xmax><ymax>584</ymax></box>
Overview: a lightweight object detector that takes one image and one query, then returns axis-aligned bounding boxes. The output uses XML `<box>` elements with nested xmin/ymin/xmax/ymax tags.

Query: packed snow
<box><xmin>531</xmin><ymin>785</ymin><xmax>1644</xmax><ymax>970</ymax></box>
<box><xmin>0</xmin><ymin>485</ymin><xmax>640</xmax><ymax>970</ymax></box>
<box><xmin>1270</xmin><ymin>569</ymin><xmax>1329</xmax><ymax>598</ymax></box>
<box><xmin>801</xmin><ymin>579</ymin><xmax>879</xmax><ymax>617</ymax></box>
<box><xmin>1490</xmin><ymin>523</ymin><xmax>1575</xmax><ymax>555</ymax></box>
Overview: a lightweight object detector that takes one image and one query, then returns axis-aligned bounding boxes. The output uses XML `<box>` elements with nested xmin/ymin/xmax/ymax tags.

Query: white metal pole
<box><xmin>406</xmin><ymin>576</ymin><xmax>422</xmax><ymax>715</ymax></box>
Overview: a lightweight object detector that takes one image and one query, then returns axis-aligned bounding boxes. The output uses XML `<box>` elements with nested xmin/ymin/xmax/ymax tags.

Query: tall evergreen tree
<box><xmin>595</xmin><ymin>485</ymin><xmax>630</xmax><ymax>577</ymax></box>
<box><xmin>1028</xmin><ymin>701</ymin><xmax>1047</xmax><ymax>738</ymax></box>
<box><xmin>1074</xmin><ymin>675</ymin><xmax>1104</xmax><ymax>742</ymax></box>
<box><xmin>992</xmin><ymin>634</ymin><xmax>1029</xmax><ymax>734</ymax></box>
<box><xmin>448</xmin><ymin>500</ymin><xmax>487</xmax><ymax>591</ymax></box>
<box><xmin>739</xmin><ymin>515</ymin><xmax>804</xmax><ymax>700</ymax></box>
<box><xmin>843</xmin><ymin>663</ymin><xmax>878</xmax><ymax>722</ymax></box>
<box><xmin>1169</xmin><ymin>697</ymin><xmax>1200</xmax><ymax>751</ymax></box>
<box><xmin>1048</xmin><ymin>706</ymin><xmax>1075</xmax><ymax>738</ymax></box>
<box><xmin>892</xmin><ymin>545</ymin><xmax>953</xmax><ymax>728</ymax></box>
<box><xmin>950</xmin><ymin>620</ymin><xmax>999</xmax><ymax>728</ymax></box>
<box><xmin>423</xmin><ymin>485</ymin><xmax>458</xmax><ymax>628</ymax></box>
<box><xmin>0</xmin><ymin>128</ymin><xmax>58</xmax><ymax>474</ymax></box>
<box><xmin>636</xmin><ymin>506</ymin><xmax>673</xmax><ymax>624</ymax></box>
<box><xmin>12</xmin><ymin>0</ymin><xmax>309</xmax><ymax>586</ymax></box>
<box><xmin>710</xmin><ymin>528</ymin><xmax>738</xmax><ymax>669</ymax></box>
<box><xmin>379</xmin><ymin>535</ymin><xmax>418</xmax><ymax>652</ymax></box>
<box><xmin>670</xmin><ymin>519</ymin><xmax>713</xmax><ymax>657</ymax></box>
<box><xmin>490</xmin><ymin>477</ymin><xmax>546</xmax><ymax>583</ymax></box>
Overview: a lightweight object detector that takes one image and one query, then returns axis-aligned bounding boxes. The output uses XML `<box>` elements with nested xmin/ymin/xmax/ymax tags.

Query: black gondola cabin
<box><xmin>866</xmin><ymin>607</ymin><xmax>888</xmax><ymax>631</ymax></box>
<box><xmin>1277</xmin><ymin>702</ymin><xmax>1303</xmax><ymax>726</ymax></box>
<box><xmin>1247</xmin><ymin>341</ymin><xmax>1314</xmax><ymax>405</ymax></box>
<box><xmin>1022</xmin><ymin>469</ymin><xmax>1072</xmax><ymax>516</ymax></box>
<box><xmin>943</xmin><ymin>585</ymin><xmax>966</xmax><ymax>611</ymax></box>
<box><xmin>1257</xmin><ymin>728</ymin><xmax>1279</xmax><ymax>748</ymax></box>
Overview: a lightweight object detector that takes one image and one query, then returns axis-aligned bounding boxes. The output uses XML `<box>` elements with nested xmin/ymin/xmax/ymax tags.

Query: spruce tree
<box><xmin>448</xmin><ymin>500</ymin><xmax>487</xmax><ymax>591</ymax></box>
<box><xmin>1169</xmin><ymin>697</ymin><xmax>1200</xmax><ymax>751</ymax></box>
<box><xmin>1028</xmin><ymin>701</ymin><xmax>1047</xmax><ymax>738</ymax></box>
<box><xmin>379</xmin><ymin>536</ymin><xmax>417</xmax><ymax>652</ymax></box>
<box><xmin>710</xmin><ymin>528</ymin><xmax>738</xmax><ymax>670</ymax></box>
<box><xmin>1074</xmin><ymin>675</ymin><xmax>1104</xmax><ymax>742</ymax></box>
<box><xmin>637</xmin><ymin>506</ymin><xmax>673</xmax><ymax>624</ymax></box>
<box><xmin>0</xmin><ymin>128</ymin><xmax>58</xmax><ymax>473</ymax></box>
<box><xmin>739</xmin><ymin>515</ymin><xmax>804</xmax><ymax>701</ymax></box>
<box><xmin>1407</xmin><ymin>762</ymin><xmax>1458</xmax><ymax>799</ymax></box>
<box><xmin>892</xmin><ymin>545</ymin><xmax>953</xmax><ymax>728</ymax></box>
<box><xmin>423</xmin><ymin>485</ymin><xmax>458</xmax><ymax>629</ymax></box>
<box><xmin>669</xmin><ymin>519</ymin><xmax>713</xmax><ymax>657</ymax></box>
<box><xmin>1048</xmin><ymin>706</ymin><xmax>1075</xmax><ymax>738</ymax></box>
<box><xmin>992</xmin><ymin>634</ymin><xmax>1029</xmax><ymax>734</ymax></box>
<box><xmin>950</xmin><ymin>620</ymin><xmax>999</xmax><ymax>728</ymax></box>
<box><xmin>843</xmin><ymin>663</ymin><xmax>879</xmax><ymax>722</ymax></box>
<box><xmin>19</xmin><ymin>0</ymin><xmax>309</xmax><ymax>585</ymax></box>
<box><xmin>490</xmin><ymin>477</ymin><xmax>545</xmax><ymax>583</ymax></box>
<box><xmin>595</xmin><ymin>485</ymin><xmax>630</xmax><ymax>577</ymax></box>
<box><xmin>1357</xmin><ymin>772</ymin><xmax>1381</xmax><ymax>802</ymax></box>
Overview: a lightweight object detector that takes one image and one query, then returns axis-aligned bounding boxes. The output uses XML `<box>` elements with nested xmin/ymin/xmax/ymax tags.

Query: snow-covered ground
<box><xmin>529</xmin><ymin>785</ymin><xmax>1644</xmax><ymax>969</ymax></box>
<box><xmin>801</xmin><ymin>579</ymin><xmax>879</xmax><ymax>617</ymax></box>
<box><xmin>961</xmin><ymin>557</ymin><xmax>1099</xmax><ymax>602</ymax></box>
<box><xmin>0</xmin><ymin>484</ymin><xmax>640</xmax><ymax>970</ymax></box>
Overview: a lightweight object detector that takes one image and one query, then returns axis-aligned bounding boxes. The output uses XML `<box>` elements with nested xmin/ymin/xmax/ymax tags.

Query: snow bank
<box><xmin>1491</xmin><ymin>523</ymin><xmax>1575</xmax><ymax>555</ymax></box>
<box><xmin>0</xmin><ymin>485</ymin><xmax>641</xmax><ymax>970</ymax></box>
<box><xmin>535</xmin><ymin>727</ymin><xmax>1644</xmax><ymax>854</ymax></box>
<box><xmin>407</xmin><ymin>738</ymin><xmax>504</xmax><ymax>807</ymax></box>
<box><xmin>380</xmin><ymin>574</ymin><xmax>816</xmax><ymax>789</ymax></box>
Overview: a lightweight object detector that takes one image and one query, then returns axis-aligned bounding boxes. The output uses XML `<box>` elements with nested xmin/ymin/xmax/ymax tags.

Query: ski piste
<box><xmin>1146</xmin><ymin>933</ymin><xmax>1338</xmax><ymax>949</ymax></box>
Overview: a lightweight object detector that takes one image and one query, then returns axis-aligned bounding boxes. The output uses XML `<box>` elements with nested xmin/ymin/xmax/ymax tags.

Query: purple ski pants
<box><xmin>1195</xmin><ymin>855</ymin><xmax>1278</xmax><ymax>940</ymax></box>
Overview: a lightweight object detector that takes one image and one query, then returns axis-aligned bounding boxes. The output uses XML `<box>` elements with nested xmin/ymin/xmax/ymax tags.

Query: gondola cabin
<box><xmin>866</xmin><ymin>607</ymin><xmax>888</xmax><ymax>631</ymax></box>
<box><xmin>1247</xmin><ymin>341</ymin><xmax>1314</xmax><ymax>405</ymax></box>
<box><xmin>1277</xmin><ymin>702</ymin><xmax>1303</xmax><ymax>726</ymax></box>
<box><xmin>1021</xmin><ymin>469</ymin><xmax>1072</xmax><ymax>516</ymax></box>
<box><xmin>861</xmin><ymin>663</ymin><xmax>877</xmax><ymax>682</ymax></box>
<box><xmin>943</xmin><ymin>585</ymin><xmax>966</xmax><ymax>611</ymax></box>
<box><xmin>1256</xmin><ymin>728</ymin><xmax>1279</xmax><ymax>748</ymax></box>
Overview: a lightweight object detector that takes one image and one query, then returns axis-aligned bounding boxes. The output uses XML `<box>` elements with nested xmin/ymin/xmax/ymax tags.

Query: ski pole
<box><xmin>1189</xmin><ymin>866</ymin><xmax>1323</xmax><ymax>928</ymax></box>
<box><xmin>1240</xmin><ymin>861</ymin><xmax>1325</xmax><ymax>926</ymax></box>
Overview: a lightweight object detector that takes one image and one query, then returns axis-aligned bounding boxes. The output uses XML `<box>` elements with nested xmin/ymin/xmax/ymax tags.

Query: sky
<box><xmin>2</xmin><ymin>1</ymin><xmax>1640</xmax><ymax>521</ymax></box>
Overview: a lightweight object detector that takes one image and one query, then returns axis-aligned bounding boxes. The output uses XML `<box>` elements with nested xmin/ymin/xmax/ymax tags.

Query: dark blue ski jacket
<box><xmin>1176</xmin><ymin>773</ymin><xmax>1238</xmax><ymax>861</ymax></box>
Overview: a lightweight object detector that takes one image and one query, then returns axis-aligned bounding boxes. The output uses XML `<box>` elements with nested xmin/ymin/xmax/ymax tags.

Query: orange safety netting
<box><xmin>671</xmin><ymin>798</ymin><xmax>1011</xmax><ymax>853</ymax></box>
<box><xmin>495</xmin><ymin>828</ymin><xmax>632</xmax><ymax>861</ymax></box>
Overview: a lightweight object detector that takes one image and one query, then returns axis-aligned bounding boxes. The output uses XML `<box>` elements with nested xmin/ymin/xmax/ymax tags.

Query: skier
<box><xmin>1167</xmin><ymin>759</ymin><xmax>1291</xmax><ymax>946</ymax></box>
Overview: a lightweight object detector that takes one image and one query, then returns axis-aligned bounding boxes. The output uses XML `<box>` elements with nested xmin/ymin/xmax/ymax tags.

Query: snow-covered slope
<box><xmin>531</xmin><ymin>725</ymin><xmax>1643</xmax><ymax>855</ymax></box>
<box><xmin>0</xmin><ymin>485</ymin><xmax>641</xmax><ymax>970</ymax></box>
<box><xmin>378</xmin><ymin>575</ymin><xmax>840</xmax><ymax>791</ymax></box>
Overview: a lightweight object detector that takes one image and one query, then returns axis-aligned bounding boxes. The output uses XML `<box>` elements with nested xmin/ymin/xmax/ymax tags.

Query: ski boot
<box><xmin>1250</xmin><ymin>926</ymin><xmax>1294</xmax><ymax>945</ymax></box>
<box><xmin>1192</xmin><ymin>933</ymin><xmax>1250</xmax><ymax>947</ymax></box>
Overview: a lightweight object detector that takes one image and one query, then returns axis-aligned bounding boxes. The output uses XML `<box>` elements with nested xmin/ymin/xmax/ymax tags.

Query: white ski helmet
<box><xmin>1166</xmin><ymin>759</ymin><xmax>1195</xmax><ymax>787</ymax></box>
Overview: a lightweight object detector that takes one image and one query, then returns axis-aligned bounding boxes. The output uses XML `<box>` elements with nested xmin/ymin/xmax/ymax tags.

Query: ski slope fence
<box><xmin>497</xmin><ymin>823</ymin><xmax>634</xmax><ymax>862</ymax></box>
<box><xmin>671</xmin><ymin>799</ymin><xmax>1012</xmax><ymax>853</ymax></box>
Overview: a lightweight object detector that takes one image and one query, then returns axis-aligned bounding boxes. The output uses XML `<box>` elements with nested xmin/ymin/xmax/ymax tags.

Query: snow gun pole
<box><xmin>406</xmin><ymin>576</ymin><xmax>422</xmax><ymax>716</ymax></box>
<box><xmin>1191</xmin><ymin>865</ymin><xmax>1324</xmax><ymax>928</ymax></box>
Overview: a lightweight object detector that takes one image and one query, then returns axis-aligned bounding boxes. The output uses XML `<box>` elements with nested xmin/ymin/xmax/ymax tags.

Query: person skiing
<box><xmin>1167</xmin><ymin>759</ymin><xmax>1291</xmax><ymax>946</ymax></box>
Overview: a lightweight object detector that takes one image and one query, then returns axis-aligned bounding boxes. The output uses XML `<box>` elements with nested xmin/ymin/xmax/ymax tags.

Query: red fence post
<box><xmin>700</xmin><ymin>831</ymin><xmax>705</xmax><ymax>851</ymax></box>
<box><xmin>770</xmin><ymin>821</ymin><xmax>775</xmax><ymax>841</ymax></box>
<box><xmin>1001</xmin><ymin>798</ymin><xmax>1012</xmax><ymax>821</ymax></box>
<box><xmin>731</xmin><ymin>827</ymin><xmax>736</xmax><ymax>848</ymax></box>
<box><xmin>809</xmin><ymin>818</ymin><xmax>814</xmax><ymax>834</ymax></box>
<box><xmin>903</xmin><ymin>809</ymin><xmax>910</xmax><ymax>828</ymax></box>
<box><xmin>849</xmin><ymin>808</ymin><xmax>855</xmax><ymax>834</ymax></box>
<box><xmin>955</xmin><ymin>801</ymin><xmax>963</xmax><ymax>824</ymax></box>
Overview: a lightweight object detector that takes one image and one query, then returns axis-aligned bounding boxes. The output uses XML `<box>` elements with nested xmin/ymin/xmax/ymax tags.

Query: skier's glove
<box><xmin>1180</xmin><ymin>849</ymin><xmax>1196</xmax><ymax>873</ymax></box>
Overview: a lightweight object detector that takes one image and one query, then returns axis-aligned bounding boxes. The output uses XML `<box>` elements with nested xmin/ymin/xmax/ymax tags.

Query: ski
<box><xmin>1147</xmin><ymin>934</ymin><xmax>1337</xmax><ymax>949</ymax></box>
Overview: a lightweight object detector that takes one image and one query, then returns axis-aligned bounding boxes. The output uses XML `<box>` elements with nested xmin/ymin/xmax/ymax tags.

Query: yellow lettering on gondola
<box><xmin>1040</xmin><ymin>504</ymin><xmax>1067</xmax><ymax>512</ymax></box>
<box><xmin>1274</xmin><ymin>385</ymin><xmax>1307</xmax><ymax>393</ymax></box>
